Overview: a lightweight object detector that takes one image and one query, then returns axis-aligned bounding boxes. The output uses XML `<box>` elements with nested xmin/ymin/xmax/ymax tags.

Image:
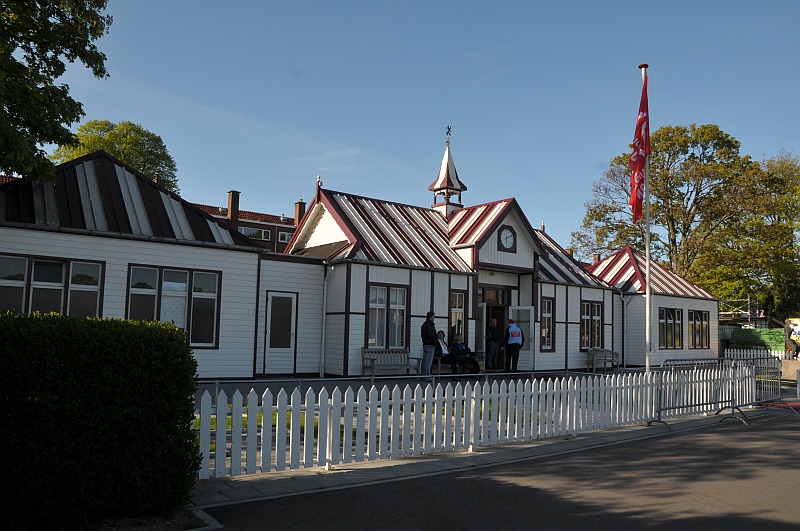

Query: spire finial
<box><xmin>445</xmin><ymin>125</ymin><xmax>451</xmax><ymax>146</ymax></box>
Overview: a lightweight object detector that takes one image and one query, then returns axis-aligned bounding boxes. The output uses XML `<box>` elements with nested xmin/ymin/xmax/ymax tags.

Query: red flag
<box><xmin>628</xmin><ymin>72</ymin><xmax>650</xmax><ymax>224</ymax></box>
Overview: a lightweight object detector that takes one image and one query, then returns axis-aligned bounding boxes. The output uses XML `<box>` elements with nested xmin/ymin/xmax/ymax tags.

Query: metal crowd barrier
<box><xmin>647</xmin><ymin>356</ymin><xmax>792</xmax><ymax>430</ymax></box>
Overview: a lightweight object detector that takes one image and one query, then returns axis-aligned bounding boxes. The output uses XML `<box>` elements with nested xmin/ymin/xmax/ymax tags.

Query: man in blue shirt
<box><xmin>504</xmin><ymin>318</ymin><xmax>524</xmax><ymax>372</ymax></box>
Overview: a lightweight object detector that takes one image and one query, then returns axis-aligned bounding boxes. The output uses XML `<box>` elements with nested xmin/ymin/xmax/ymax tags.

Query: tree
<box><xmin>0</xmin><ymin>0</ymin><xmax>112</xmax><ymax>181</ymax></box>
<box><xmin>690</xmin><ymin>150</ymin><xmax>800</xmax><ymax>320</ymax></box>
<box><xmin>572</xmin><ymin>124</ymin><xmax>760</xmax><ymax>277</ymax></box>
<box><xmin>573</xmin><ymin>125</ymin><xmax>800</xmax><ymax>321</ymax></box>
<box><xmin>50</xmin><ymin>120</ymin><xmax>180</xmax><ymax>193</ymax></box>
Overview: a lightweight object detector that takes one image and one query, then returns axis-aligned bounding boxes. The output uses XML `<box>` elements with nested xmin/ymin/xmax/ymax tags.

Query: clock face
<box><xmin>499</xmin><ymin>227</ymin><xmax>515</xmax><ymax>249</ymax></box>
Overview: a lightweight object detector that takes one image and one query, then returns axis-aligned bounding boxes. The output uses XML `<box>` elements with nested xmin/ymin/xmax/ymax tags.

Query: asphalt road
<box><xmin>205</xmin><ymin>412</ymin><xmax>800</xmax><ymax>530</ymax></box>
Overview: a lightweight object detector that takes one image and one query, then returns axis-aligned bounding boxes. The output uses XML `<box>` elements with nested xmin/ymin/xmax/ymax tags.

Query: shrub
<box><xmin>0</xmin><ymin>313</ymin><xmax>200</xmax><ymax>529</ymax></box>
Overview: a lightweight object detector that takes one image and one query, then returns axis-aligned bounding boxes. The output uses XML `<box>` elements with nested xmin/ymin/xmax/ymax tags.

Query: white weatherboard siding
<box><xmin>347</xmin><ymin>314</ymin><xmax>367</xmax><ymax>376</ymax></box>
<box><xmin>324</xmin><ymin>265</ymin><xmax>348</xmax><ymax>314</ymax></box>
<box><xmin>256</xmin><ymin>258</ymin><xmax>324</xmax><ymax>376</ymax></box>
<box><xmin>323</xmin><ymin>314</ymin><xmax>346</xmax><ymax>375</ymax></box>
<box><xmin>349</xmin><ymin>263</ymin><xmax>367</xmax><ymax>314</ymax></box>
<box><xmin>2</xmin><ymin>227</ymin><xmax>259</xmax><ymax>378</ymax></box>
<box><xmin>479</xmin><ymin>215</ymin><xmax>536</xmax><ymax>269</ymax></box>
<box><xmin>368</xmin><ymin>264</ymin><xmax>410</xmax><ymax>285</ymax></box>
<box><xmin>411</xmin><ymin>269</ymin><xmax>431</xmax><ymax>317</ymax></box>
<box><xmin>626</xmin><ymin>294</ymin><xmax>719</xmax><ymax>367</ymax></box>
<box><xmin>304</xmin><ymin>207</ymin><xmax>348</xmax><ymax>249</ymax></box>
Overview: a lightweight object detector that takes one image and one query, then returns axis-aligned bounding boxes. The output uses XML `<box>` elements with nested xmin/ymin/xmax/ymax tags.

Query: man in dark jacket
<box><xmin>420</xmin><ymin>311</ymin><xmax>437</xmax><ymax>380</ymax></box>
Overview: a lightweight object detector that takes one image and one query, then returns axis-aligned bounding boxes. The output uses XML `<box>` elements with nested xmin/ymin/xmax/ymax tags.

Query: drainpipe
<box><xmin>320</xmin><ymin>261</ymin><xmax>330</xmax><ymax>377</ymax></box>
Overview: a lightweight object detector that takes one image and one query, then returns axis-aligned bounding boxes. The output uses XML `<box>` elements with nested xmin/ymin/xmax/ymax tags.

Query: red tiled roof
<box><xmin>193</xmin><ymin>203</ymin><xmax>294</xmax><ymax>225</ymax></box>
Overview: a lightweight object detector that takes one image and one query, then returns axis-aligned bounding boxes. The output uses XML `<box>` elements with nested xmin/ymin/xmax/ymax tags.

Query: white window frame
<box><xmin>127</xmin><ymin>265</ymin><xmax>221</xmax><ymax>348</ymax></box>
<box><xmin>541</xmin><ymin>297</ymin><xmax>554</xmax><ymax>351</ymax></box>
<box><xmin>688</xmin><ymin>310</ymin><xmax>709</xmax><ymax>349</ymax></box>
<box><xmin>580</xmin><ymin>301</ymin><xmax>602</xmax><ymax>350</ymax></box>
<box><xmin>0</xmin><ymin>255</ymin><xmax>28</xmax><ymax>313</ymax></box>
<box><xmin>450</xmin><ymin>290</ymin><xmax>466</xmax><ymax>345</ymax></box>
<box><xmin>659</xmin><ymin>307</ymin><xmax>683</xmax><ymax>349</ymax></box>
<box><xmin>367</xmin><ymin>284</ymin><xmax>407</xmax><ymax>349</ymax></box>
<box><xmin>67</xmin><ymin>261</ymin><xmax>102</xmax><ymax>317</ymax></box>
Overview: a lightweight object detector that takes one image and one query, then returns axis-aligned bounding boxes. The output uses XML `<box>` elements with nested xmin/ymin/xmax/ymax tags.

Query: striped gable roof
<box><xmin>290</xmin><ymin>188</ymin><xmax>472</xmax><ymax>272</ymax></box>
<box><xmin>588</xmin><ymin>246</ymin><xmax>716</xmax><ymax>299</ymax></box>
<box><xmin>535</xmin><ymin>230</ymin><xmax>608</xmax><ymax>287</ymax></box>
<box><xmin>0</xmin><ymin>151</ymin><xmax>254</xmax><ymax>247</ymax></box>
<box><xmin>448</xmin><ymin>198</ymin><xmax>513</xmax><ymax>247</ymax></box>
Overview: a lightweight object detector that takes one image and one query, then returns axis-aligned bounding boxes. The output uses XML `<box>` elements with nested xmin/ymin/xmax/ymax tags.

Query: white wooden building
<box><xmin>588</xmin><ymin>246</ymin><xmax>719</xmax><ymax>365</ymax></box>
<box><xmin>0</xmin><ymin>145</ymin><xmax>719</xmax><ymax>379</ymax></box>
<box><xmin>287</xmin><ymin>140</ymin><xmax>626</xmax><ymax>374</ymax></box>
<box><xmin>0</xmin><ymin>151</ymin><xmax>325</xmax><ymax>379</ymax></box>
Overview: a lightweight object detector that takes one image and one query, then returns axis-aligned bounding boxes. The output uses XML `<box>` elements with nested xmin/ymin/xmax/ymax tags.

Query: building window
<box><xmin>688</xmin><ymin>310</ymin><xmax>709</xmax><ymax>349</ymax></box>
<box><xmin>67</xmin><ymin>262</ymin><xmax>102</xmax><ymax>318</ymax></box>
<box><xmin>580</xmin><ymin>301</ymin><xmax>602</xmax><ymax>350</ymax></box>
<box><xmin>367</xmin><ymin>285</ymin><xmax>407</xmax><ymax>348</ymax></box>
<box><xmin>0</xmin><ymin>255</ymin><xmax>28</xmax><ymax>313</ymax></box>
<box><xmin>450</xmin><ymin>290</ymin><xmax>466</xmax><ymax>345</ymax></box>
<box><xmin>541</xmin><ymin>297</ymin><xmax>554</xmax><ymax>351</ymax></box>
<box><xmin>278</xmin><ymin>231</ymin><xmax>292</xmax><ymax>244</ymax></box>
<box><xmin>238</xmin><ymin>226</ymin><xmax>270</xmax><ymax>241</ymax></box>
<box><xmin>659</xmin><ymin>308</ymin><xmax>683</xmax><ymax>349</ymax></box>
<box><xmin>478</xmin><ymin>287</ymin><xmax>507</xmax><ymax>305</ymax></box>
<box><xmin>127</xmin><ymin>265</ymin><xmax>220</xmax><ymax>347</ymax></box>
<box><xmin>0</xmin><ymin>254</ymin><xmax>102</xmax><ymax>317</ymax></box>
<box><xmin>191</xmin><ymin>272</ymin><xmax>219</xmax><ymax>345</ymax></box>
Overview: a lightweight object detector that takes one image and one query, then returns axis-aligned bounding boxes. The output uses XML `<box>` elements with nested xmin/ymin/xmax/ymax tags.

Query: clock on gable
<box><xmin>497</xmin><ymin>225</ymin><xmax>516</xmax><ymax>253</ymax></box>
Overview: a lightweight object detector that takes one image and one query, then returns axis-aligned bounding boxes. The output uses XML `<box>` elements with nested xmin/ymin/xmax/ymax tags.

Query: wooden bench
<box><xmin>587</xmin><ymin>348</ymin><xmax>620</xmax><ymax>373</ymax></box>
<box><xmin>362</xmin><ymin>348</ymin><xmax>418</xmax><ymax>384</ymax></box>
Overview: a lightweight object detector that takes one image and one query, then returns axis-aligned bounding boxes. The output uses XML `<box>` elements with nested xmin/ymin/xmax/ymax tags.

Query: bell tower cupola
<box><xmin>429</xmin><ymin>126</ymin><xmax>467</xmax><ymax>219</ymax></box>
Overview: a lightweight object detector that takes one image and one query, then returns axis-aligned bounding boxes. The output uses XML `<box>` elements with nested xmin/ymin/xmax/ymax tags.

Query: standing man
<box><xmin>504</xmin><ymin>318</ymin><xmax>524</xmax><ymax>372</ymax></box>
<box><xmin>421</xmin><ymin>311</ymin><xmax>437</xmax><ymax>381</ymax></box>
<box><xmin>486</xmin><ymin>318</ymin><xmax>500</xmax><ymax>370</ymax></box>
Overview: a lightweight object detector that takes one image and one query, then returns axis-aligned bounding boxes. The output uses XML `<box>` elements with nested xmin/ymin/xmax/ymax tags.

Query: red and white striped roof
<box><xmin>291</xmin><ymin>188</ymin><xmax>472</xmax><ymax>272</ymax></box>
<box><xmin>428</xmin><ymin>141</ymin><xmax>467</xmax><ymax>193</ymax></box>
<box><xmin>535</xmin><ymin>230</ymin><xmax>608</xmax><ymax>287</ymax></box>
<box><xmin>588</xmin><ymin>246</ymin><xmax>716</xmax><ymax>299</ymax></box>
<box><xmin>448</xmin><ymin>198</ymin><xmax>514</xmax><ymax>247</ymax></box>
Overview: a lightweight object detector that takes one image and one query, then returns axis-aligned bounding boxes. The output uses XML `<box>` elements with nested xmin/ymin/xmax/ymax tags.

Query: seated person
<box><xmin>451</xmin><ymin>334</ymin><xmax>471</xmax><ymax>356</ymax></box>
<box><xmin>433</xmin><ymin>330</ymin><xmax>456</xmax><ymax>373</ymax></box>
<box><xmin>449</xmin><ymin>334</ymin><xmax>479</xmax><ymax>374</ymax></box>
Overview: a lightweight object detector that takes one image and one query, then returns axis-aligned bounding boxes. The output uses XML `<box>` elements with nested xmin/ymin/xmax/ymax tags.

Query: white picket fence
<box><xmin>725</xmin><ymin>348</ymin><xmax>792</xmax><ymax>361</ymax></box>
<box><xmin>195</xmin><ymin>365</ymin><xmax>755</xmax><ymax>480</ymax></box>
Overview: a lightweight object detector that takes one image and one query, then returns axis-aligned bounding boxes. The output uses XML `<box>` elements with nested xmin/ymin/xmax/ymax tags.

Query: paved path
<box><xmin>189</xmin><ymin>398</ymin><xmax>800</xmax><ymax>530</ymax></box>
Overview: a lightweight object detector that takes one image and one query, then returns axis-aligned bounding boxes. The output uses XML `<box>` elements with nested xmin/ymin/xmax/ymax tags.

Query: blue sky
<box><xmin>55</xmin><ymin>1</ymin><xmax>800</xmax><ymax>247</ymax></box>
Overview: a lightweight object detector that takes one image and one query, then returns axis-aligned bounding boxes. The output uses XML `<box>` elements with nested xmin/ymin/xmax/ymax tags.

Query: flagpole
<box><xmin>639</xmin><ymin>63</ymin><xmax>652</xmax><ymax>373</ymax></box>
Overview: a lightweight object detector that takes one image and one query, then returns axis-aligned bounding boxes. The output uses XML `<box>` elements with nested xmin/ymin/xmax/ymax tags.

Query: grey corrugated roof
<box><xmin>0</xmin><ymin>151</ymin><xmax>253</xmax><ymax>247</ymax></box>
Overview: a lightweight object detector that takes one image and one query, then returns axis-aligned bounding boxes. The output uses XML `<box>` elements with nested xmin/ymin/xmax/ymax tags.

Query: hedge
<box><xmin>0</xmin><ymin>313</ymin><xmax>201</xmax><ymax>529</ymax></box>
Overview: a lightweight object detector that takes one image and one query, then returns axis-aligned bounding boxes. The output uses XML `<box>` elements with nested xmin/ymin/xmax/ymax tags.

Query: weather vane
<box><xmin>446</xmin><ymin>125</ymin><xmax>451</xmax><ymax>138</ymax></box>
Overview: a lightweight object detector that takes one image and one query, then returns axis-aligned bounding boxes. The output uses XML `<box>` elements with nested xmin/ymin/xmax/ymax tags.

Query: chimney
<box><xmin>593</xmin><ymin>253</ymin><xmax>601</xmax><ymax>264</ymax></box>
<box><xmin>566</xmin><ymin>247</ymin><xmax>574</xmax><ymax>257</ymax></box>
<box><xmin>227</xmin><ymin>190</ymin><xmax>240</xmax><ymax>230</ymax></box>
<box><xmin>540</xmin><ymin>220</ymin><xmax>545</xmax><ymax>232</ymax></box>
<box><xmin>294</xmin><ymin>198</ymin><xmax>306</xmax><ymax>226</ymax></box>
